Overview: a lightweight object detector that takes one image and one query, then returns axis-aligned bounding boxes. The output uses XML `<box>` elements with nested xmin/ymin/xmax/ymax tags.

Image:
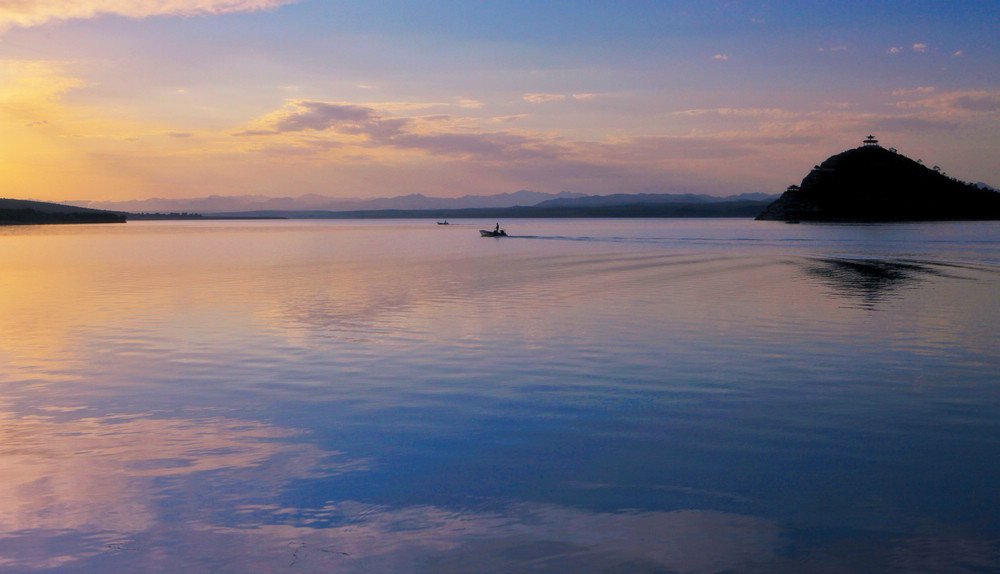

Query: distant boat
<box><xmin>480</xmin><ymin>229</ymin><xmax>507</xmax><ymax>237</ymax></box>
<box><xmin>437</xmin><ymin>220</ymin><xmax>449</xmax><ymax>225</ymax></box>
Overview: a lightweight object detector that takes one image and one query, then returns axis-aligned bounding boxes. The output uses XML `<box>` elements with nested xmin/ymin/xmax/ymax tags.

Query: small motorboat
<box><xmin>480</xmin><ymin>229</ymin><xmax>507</xmax><ymax>237</ymax></box>
<box><xmin>437</xmin><ymin>220</ymin><xmax>449</xmax><ymax>225</ymax></box>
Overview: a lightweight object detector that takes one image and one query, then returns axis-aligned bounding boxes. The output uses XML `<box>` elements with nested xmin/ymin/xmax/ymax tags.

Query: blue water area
<box><xmin>0</xmin><ymin>219</ymin><xmax>998</xmax><ymax>572</ymax></box>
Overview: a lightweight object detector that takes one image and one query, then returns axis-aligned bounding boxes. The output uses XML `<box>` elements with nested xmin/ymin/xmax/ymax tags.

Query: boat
<box><xmin>437</xmin><ymin>220</ymin><xmax>449</xmax><ymax>225</ymax></box>
<box><xmin>480</xmin><ymin>229</ymin><xmax>507</xmax><ymax>237</ymax></box>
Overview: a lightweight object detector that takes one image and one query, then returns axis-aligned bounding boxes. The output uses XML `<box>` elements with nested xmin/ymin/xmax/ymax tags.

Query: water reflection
<box><xmin>16</xmin><ymin>499</ymin><xmax>782</xmax><ymax>573</ymax></box>
<box><xmin>800</xmin><ymin>257</ymin><xmax>942</xmax><ymax>309</ymax></box>
<box><xmin>15</xmin><ymin>497</ymin><xmax>998</xmax><ymax>573</ymax></box>
<box><xmin>2</xmin><ymin>221</ymin><xmax>999</xmax><ymax>573</ymax></box>
<box><xmin>0</xmin><ymin>405</ymin><xmax>364</xmax><ymax>571</ymax></box>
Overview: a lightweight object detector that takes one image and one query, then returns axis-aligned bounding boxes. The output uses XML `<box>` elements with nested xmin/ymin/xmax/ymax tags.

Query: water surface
<box><xmin>1</xmin><ymin>219</ymin><xmax>998</xmax><ymax>572</ymax></box>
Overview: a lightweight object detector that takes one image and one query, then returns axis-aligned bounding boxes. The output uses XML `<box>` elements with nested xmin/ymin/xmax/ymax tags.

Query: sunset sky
<box><xmin>1</xmin><ymin>1</ymin><xmax>997</xmax><ymax>203</ymax></box>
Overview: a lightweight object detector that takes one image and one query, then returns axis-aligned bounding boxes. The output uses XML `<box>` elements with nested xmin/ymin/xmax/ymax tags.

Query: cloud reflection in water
<box><xmin>0</xmin><ymin>406</ymin><xmax>364</xmax><ymax>571</ymax></box>
<box><xmin>68</xmin><ymin>501</ymin><xmax>784</xmax><ymax>573</ymax></box>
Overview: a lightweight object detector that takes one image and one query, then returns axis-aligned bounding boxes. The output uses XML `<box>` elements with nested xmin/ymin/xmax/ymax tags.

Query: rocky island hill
<box><xmin>756</xmin><ymin>136</ymin><xmax>1000</xmax><ymax>222</ymax></box>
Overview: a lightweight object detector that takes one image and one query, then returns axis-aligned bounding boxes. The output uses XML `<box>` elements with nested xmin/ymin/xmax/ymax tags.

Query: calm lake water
<box><xmin>1</xmin><ymin>218</ymin><xmax>998</xmax><ymax>573</ymax></box>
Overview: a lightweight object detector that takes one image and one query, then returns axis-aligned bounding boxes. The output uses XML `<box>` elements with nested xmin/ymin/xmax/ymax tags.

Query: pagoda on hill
<box><xmin>755</xmin><ymin>138</ymin><xmax>1000</xmax><ymax>222</ymax></box>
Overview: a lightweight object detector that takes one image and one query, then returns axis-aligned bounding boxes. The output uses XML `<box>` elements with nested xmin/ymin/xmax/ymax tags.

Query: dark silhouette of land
<box><xmin>209</xmin><ymin>198</ymin><xmax>773</xmax><ymax>220</ymax></box>
<box><xmin>757</xmin><ymin>136</ymin><xmax>1000</xmax><ymax>222</ymax></box>
<box><xmin>125</xmin><ymin>212</ymin><xmax>286</xmax><ymax>220</ymax></box>
<box><xmin>1</xmin><ymin>195</ymin><xmax>773</xmax><ymax>223</ymax></box>
<box><xmin>0</xmin><ymin>198</ymin><xmax>126</xmax><ymax>225</ymax></box>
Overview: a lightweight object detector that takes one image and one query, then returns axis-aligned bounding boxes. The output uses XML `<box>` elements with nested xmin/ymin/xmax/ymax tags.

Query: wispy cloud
<box><xmin>236</xmin><ymin>99</ymin><xmax>567</xmax><ymax>162</ymax></box>
<box><xmin>713</xmin><ymin>54</ymin><xmax>729</xmax><ymax>61</ymax></box>
<box><xmin>234</xmin><ymin>101</ymin><xmax>409</xmax><ymax>138</ymax></box>
<box><xmin>523</xmin><ymin>93</ymin><xmax>566</xmax><ymax>103</ymax></box>
<box><xmin>891</xmin><ymin>87</ymin><xmax>936</xmax><ymax>97</ymax></box>
<box><xmin>492</xmin><ymin>115</ymin><xmax>528</xmax><ymax>123</ymax></box>
<box><xmin>0</xmin><ymin>0</ymin><xmax>297</xmax><ymax>31</ymax></box>
<box><xmin>523</xmin><ymin>93</ymin><xmax>597</xmax><ymax>103</ymax></box>
<box><xmin>912</xmin><ymin>43</ymin><xmax>929</xmax><ymax>53</ymax></box>
<box><xmin>675</xmin><ymin>107</ymin><xmax>790</xmax><ymax>118</ymax></box>
<box><xmin>894</xmin><ymin>89</ymin><xmax>1000</xmax><ymax>114</ymax></box>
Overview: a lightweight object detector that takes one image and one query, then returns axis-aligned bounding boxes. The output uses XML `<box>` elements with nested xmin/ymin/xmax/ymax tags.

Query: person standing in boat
<box><xmin>495</xmin><ymin>223</ymin><xmax>500</xmax><ymax>233</ymax></box>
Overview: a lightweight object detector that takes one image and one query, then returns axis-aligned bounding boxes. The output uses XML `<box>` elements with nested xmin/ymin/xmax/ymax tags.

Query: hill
<box><xmin>756</xmin><ymin>137</ymin><xmax>1000</xmax><ymax>222</ymax></box>
<box><xmin>0</xmin><ymin>199</ymin><xmax>126</xmax><ymax>225</ymax></box>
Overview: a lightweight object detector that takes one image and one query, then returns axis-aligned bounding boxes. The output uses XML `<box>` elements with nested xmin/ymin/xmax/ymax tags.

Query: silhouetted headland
<box><xmin>0</xmin><ymin>198</ymin><xmax>126</xmax><ymax>225</ymax></box>
<box><xmin>756</xmin><ymin>136</ymin><xmax>1000</xmax><ymax>222</ymax></box>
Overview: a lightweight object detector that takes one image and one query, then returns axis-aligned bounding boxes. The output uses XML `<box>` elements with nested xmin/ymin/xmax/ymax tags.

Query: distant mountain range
<box><xmin>67</xmin><ymin>190</ymin><xmax>778</xmax><ymax>215</ymax></box>
<box><xmin>67</xmin><ymin>190</ymin><xmax>583</xmax><ymax>214</ymax></box>
<box><xmin>534</xmin><ymin>192</ymin><xmax>777</xmax><ymax>208</ymax></box>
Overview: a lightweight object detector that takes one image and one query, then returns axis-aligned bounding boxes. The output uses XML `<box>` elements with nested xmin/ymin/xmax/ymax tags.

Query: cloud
<box><xmin>713</xmin><ymin>53</ymin><xmax>729</xmax><ymax>60</ymax></box>
<box><xmin>392</xmin><ymin>131</ymin><xmax>561</xmax><ymax>161</ymax></box>
<box><xmin>952</xmin><ymin>93</ymin><xmax>1000</xmax><ymax>112</ymax></box>
<box><xmin>891</xmin><ymin>87</ymin><xmax>936</xmax><ymax>97</ymax></box>
<box><xmin>888</xmin><ymin>47</ymin><xmax>901</xmax><ymax>54</ymax></box>
<box><xmin>491</xmin><ymin>114</ymin><xmax>527</xmax><ymax>123</ymax></box>
<box><xmin>235</xmin><ymin>100</ymin><xmax>410</xmax><ymax>138</ymax></box>
<box><xmin>675</xmin><ymin>107</ymin><xmax>791</xmax><ymax>119</ymax></box>
<box><xmin>522</xmin><ymin>93</ymin><xmax>597</xmax><ymax>103</ymax></box>
<box><xmin>913</xmin><ymin>43</ymin><xmax>929</xmax><ymax>53</ymax></box>
<box><xmin>523</xmin><ymin>93</ymin><xmax>566</xmax><ymax>103</ymax></box>
<box><xmin>236</xmin><ymin>99</ymin><xmax>571</xmax><ymax>162</ymax></box>
<box><xmin>872</xmin><ymin>115</ymin><xmax>959</xmax><ymax>132</ymax></box>
<box><xmin>589</xmin><ymin>135</ymin><xmax>763</xmax><ymax>161</ymax></box>
<box><xmin>894</xmin><ymin>90</ymin><xmax>1000</xmax><ymax>114</ymax></box>
<box><xmin>0</xmin><ymin>0</ymin><xmax>298</xmax><ymax>31</ymax></box>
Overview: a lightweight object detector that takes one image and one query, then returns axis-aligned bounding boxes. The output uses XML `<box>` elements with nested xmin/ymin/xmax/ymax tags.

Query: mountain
<box><xmin>66</xmin><ymin>190</ymin><xmax>778</xmax><ymax>217</ymax></box>
<box><xmin>0</xmin><ymin>198</ymin><xmax>126</xmax><ymax>225</ymax></box>
<box><xmin>210</xmin><ymin>199</ymin><xmax>772</xmax><ymax>220</ymax></box>
<box><xmin>535</xmin><ymin>192</ymin><xmax>777</xmax><ymax>208</ymax></box>
<box><xmin>756</xmin><ymin>138</ymin><xmax>1000</xmax><ymax>222</ymax></box>
<box><xmin>66</xmin><ymin>190</ymin><xmax>586</xmax><ymax>214</ymax></box>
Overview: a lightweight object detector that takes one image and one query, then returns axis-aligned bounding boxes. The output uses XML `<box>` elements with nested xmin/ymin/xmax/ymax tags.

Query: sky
<box><xmin>0</xmin><ymin>0</ymin><xmax>998</xmax><ymax>203</ymax></box>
